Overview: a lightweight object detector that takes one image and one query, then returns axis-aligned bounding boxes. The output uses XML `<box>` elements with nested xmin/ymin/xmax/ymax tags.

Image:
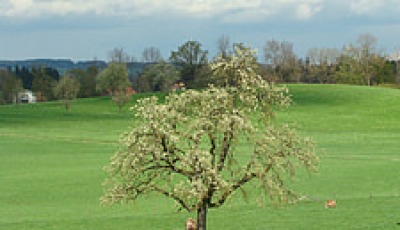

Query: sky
<box><xmin>1</xmin><ymin>0</ymin><xmax>400</xmax><ymax>61</ymax></box>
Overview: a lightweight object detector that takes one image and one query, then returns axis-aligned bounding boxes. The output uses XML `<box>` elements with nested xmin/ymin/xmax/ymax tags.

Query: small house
<box><xmin>19</xmin><ymin>90</ymin><xmax>37</xmax><ymax>103</ymax></box>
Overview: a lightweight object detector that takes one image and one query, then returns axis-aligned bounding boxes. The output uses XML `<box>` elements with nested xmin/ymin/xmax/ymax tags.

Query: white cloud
<box><xmin>3</xmin><ymin>0</ymin><xmax>399</xmax><ymax>23</ymax></box>
<box><xmin>3</xmin><ymin>0</ymin><xmax>101</xmax><ymax>18</ymax></box>
<box><xmin>295</xmin><ymin>3</ymin><xmax>323</xmax><ymax>20</ymax></box>
<box><xmin>349</xmin><ymin>0</ymin><xmax>384</xmax><ymax>15</ymax></box>
<box><xmin>1</xmin><ymin>0</ymin><xmax>324</xmax><ymax>20</ymax></box>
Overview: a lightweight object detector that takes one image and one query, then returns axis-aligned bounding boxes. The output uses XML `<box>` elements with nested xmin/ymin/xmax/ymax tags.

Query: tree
<box><xmin>0</xmin><ymin>69</ymin><xmax>23</xmax><ymax>104</ymax></box>
<box><xmin>357</xmin><ymin>33</ymin><xmax>380</xmax><ymax>86</ymax></box>
<box><xmin>263</xmin><ymin>40</ymin><xmax>300</xmax><ymax>82</ymax></box>
<box><xmin>13</xmin><ymin>66</ymin><xmax>34</xmax><ymax>90</ymax></box>
<box><xmin>192</xmin><ymin>64</ymin><xmax>214</xmax><ymax>89</ymax></box>
<box><xmin>217</xmin><ymin>35</ymin><xmax>231</xmax><ymax>59</ymax></box>
<box><xmin>212</xmin><ymin>43</ymin><xmax>258</xmax><ymax>87</ymax></box>
<box><xmin>375</xmin><ymin>61</ymin><xmax>396</xmax><ymax>84</ymax></box>
<box><xmin>97</xmin><ymin>62</ymin><xmax>131</xmax><ymax>112</ymax></box>
<box><xmin>69</xmin><ymin>66</ymin><xmax>99</xmax><ymax>98</ymax></box>
<box><xmin>169</xmin><ymin>41</ymin><xmax>208</xmax><ymax>89</ymax></box>
<box><xmin>102</xmin><ymin>47</ymin><xmax>319</xmax><ymax>230</ymax></box>
<box><xmin>139</xmin><ymin>61</ymin><xmax>180</xmax><ymax>92</ymax></box>
<box><xmin>54</xmin><ymin>74</ymin><xmax>80</xmax><ymax>112</ymax></box>
<box><xmin>109</xmin><ymin>47</ymin><xmax>131</xmax><ymax>63</ymax></box>
<box><xmin>306</xmin><ymin>47</ymin><xmax>340</xmax><ymax>83</ymax></box>
<box><xmin>336</xmin><ymin>33</ymin><xmax>385</xmax><ymax>85</ymax></box>
<box><xmin>32</xmin><ymin>68</ymin><xmax>57</xmax><ymax>101</ymax></box>
<box><xmin>142</xmin><ymin>46</ymin><xmax>163</xmax><ymax>63</ymax></box>
<box><xmin>111</xmin><ymin>90</ymin><xmax>132</xmax><ymax>113</ymax></box>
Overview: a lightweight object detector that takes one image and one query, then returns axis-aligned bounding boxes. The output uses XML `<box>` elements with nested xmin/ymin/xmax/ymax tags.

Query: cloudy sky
<box><xmin>1</xmin><ymin>0</ymin><xmax>400</xmax><ymax>61</ymax></box>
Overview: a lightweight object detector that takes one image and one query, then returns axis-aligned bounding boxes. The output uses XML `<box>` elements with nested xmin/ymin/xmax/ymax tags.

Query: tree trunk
<box><xmin>366</xmin><ymin>74</ymin><xmax>371</xmax><ymax>86</ymax></box>
<box><xmin>65</xmin><ymin>100</ymin><xmax>70</xmax><ymax>112</ymax></box>
<box><xmin>197</xmin><ymin>200</ymin><xmax>208</xmax><ymax>230</ymax></box>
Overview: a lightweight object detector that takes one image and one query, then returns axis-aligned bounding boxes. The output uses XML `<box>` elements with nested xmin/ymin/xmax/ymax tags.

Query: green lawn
<box><xmin>1</xmin><ymin>85</ymin><xmax>399</xmax><ymax>229</ymax></box>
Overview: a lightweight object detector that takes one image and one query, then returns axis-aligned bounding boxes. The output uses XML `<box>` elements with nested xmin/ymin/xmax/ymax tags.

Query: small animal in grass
<box><xmin>185</xmin><ymin>218</ymin><xmax>197</xmax><ymax>230</ymax></box>
<box><xmin>325</xmin><ymin>199</ymin><xmax>336</xmax><ymax>208</ymax></box>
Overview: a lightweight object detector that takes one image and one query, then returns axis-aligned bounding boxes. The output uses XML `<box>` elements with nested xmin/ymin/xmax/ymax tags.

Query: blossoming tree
<box><xmin>101</xmin><ymin>47</ymin><xmax>319</xmax><ymax>230</ymax></box>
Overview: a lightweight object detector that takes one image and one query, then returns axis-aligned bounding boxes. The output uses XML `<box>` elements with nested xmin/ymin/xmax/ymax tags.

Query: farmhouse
<box><xmin>18</xmin><ymin>90</ymin><xmax>37</xmax><ymax>103</ymax></box>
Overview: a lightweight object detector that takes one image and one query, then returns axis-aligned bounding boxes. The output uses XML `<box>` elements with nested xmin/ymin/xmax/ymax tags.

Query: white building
<box><xmin>19</xmin><ymin>90</ymin><xmax>36</xmax><ymax>103</ymax></box>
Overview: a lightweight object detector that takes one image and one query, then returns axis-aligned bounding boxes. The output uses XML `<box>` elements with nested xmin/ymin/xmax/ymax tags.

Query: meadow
<box><xmin>0</xmin><ymin>84</ymin><xmax>399</xmax><ymax>229</ymax></box>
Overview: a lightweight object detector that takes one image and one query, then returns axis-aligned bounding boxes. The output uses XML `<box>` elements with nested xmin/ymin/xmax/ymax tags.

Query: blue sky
<box><xmin>1</xmin><ymin>0</ymin><xmax>400</xmax><ymax>61</ymax></box>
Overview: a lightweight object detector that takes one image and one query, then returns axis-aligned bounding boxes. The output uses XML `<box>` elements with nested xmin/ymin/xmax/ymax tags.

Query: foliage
<box><xmin>216</xmin><ymin>35</ymin><xmax>231</xmax><ymax>59</ymax></box>
<box><xmin>263</xmin><ymin>40</ymin><xmax>301</xmax><ymax>82</ymax></box>
<box><xmin>109</xmin><ymin>47</ymin><xmax>131</xmax><ymax>63</ymax></box>
<box><xmin>192</xmin><ymin>64</ymin><xmax>214</xmax><ymax>89</ymax></box>
<box><xmin>14</xmin><ymin>66</ymin><xmax>35</xmax><ymax>90</ymax></box>
<box><xmin>0</xmin><ymin>70</ymin><xmax>23</xmax><ymax>104</ymax></box>
<box><xmin>335</xmin><ymin>50</ymin><xmax>365</xmax><ymax>85</ymax></box>
<box><xmin>112</xmin><ymin>91</ymin><xmax>131</xmax><ymax>113</ymax></box>
<box><xmin>335</xmin><ymin>33</ymin><xmax>385</xmax><ymax>86</ymax></box>
<box><xmin>374</xmin><ymin>61</ymin><xmax>396</xmax><ymax>84</ymax></box>
<box><xmin>139</xmin><ymin>61</ymin><xmax>180</xmax><ymax>92</ymax></box>
<box><xmin>97</xmin><ymin>62</ymin><xmax>132</xmax><ymax>112</ymax></box>
<box><xmin>54</xmin><ymin>74</ymin><xmax>80</xmax><ymax>112</ymax></box>
<box><xmin>169</xmin><ymin>41</ymin><xmax>208</xmax><ymax>89</ymax></box>
<box><xmin>142</xmin><ymin>46</ymin><xmax>163</xmax><ymax>63</ymax></box>
<box><xmin>102</xmin><ymin>47</ymin><xmax>319</xmax><ymax>229</ymax></box>
<box><xmin>32</xmin><ymin>68</ymin><xmax>57</xmax><ymax>101</ymax></box>
<box><xmin>69</xmin><ymin>66</ymin><xmax>100</xmax><ymax>98</ymax></box>
<box><xmin>305</xmin><ymin>48</ymin><xmax>340</xmax><ymax>83</ymax></box>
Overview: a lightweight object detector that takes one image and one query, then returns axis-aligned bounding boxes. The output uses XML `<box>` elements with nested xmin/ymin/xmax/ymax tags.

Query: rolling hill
<box><xmin>0</xmin><ymin>84</ymin><xmax>399</xmax><ymax>229</ymax></box>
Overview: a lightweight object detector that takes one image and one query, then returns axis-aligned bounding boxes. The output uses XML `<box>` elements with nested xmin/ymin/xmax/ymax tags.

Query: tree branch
<box><xmin>151</xmin><ymin>185</ymin><xmax>192</xmax><ymax>212</ymax></box>
<box><xmin>209</xmin><ymin>172</ymin><xmax>256</xmax><ymax>208</ymax></box>
<box><xmin>142</xmin><ymin>162</ymin><xmax>195</xmax><ymax>178</ymax></box>
<box><xmin>217</xmin><ymin>130</ymin><xmax>234</xmax><ymax>172</ymax></box>
<box><xmin>211</xmin><ymin>157</ymin><xmax>275</xmax><ymax>208</ymax></box>
<box><xmin>209</xmin><ymin>133</ymin><xmax>216</xmax><ymax>168</ymax></box>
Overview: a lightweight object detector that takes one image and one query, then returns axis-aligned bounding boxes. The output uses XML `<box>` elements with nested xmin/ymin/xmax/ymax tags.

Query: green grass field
<box><xmin>1</xmin><ymin>84</ymin><xmax>399</xmax><ymax>229</ymax></box>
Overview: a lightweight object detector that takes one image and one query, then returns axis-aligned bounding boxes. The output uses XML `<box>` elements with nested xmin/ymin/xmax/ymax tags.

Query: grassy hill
<box><xmin>1</xmin><ymin>84</ymin><xmax>399</xmax><ymax>229</ymax></box>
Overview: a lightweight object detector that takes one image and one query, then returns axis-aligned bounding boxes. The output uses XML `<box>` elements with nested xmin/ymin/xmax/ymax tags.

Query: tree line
<box><xmin>134</xmin><ymin>33</ymin><xmax>400</xmax><ymax>94</ymax></box>
<box><xmin>1</xmin><ymin>32</ymin><xmax>399</xmax><ymax>108</ymax></box>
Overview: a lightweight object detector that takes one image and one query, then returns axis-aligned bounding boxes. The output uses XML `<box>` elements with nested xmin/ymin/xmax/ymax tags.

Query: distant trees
<box><xmin>6</xmin><ymin>65</ymin><xmax>101</xmax><ymax>103</ymax></box>
<box><xmin>32</xmin><ymin>68</ymin><xmax>58</xmax><ymax>101</ymax></box>
<box><xmin>216</xmin><ymin>35</ymin><xmax>231</xmax><ymax>59</ymax></box>
<box><xmin>169</xmin><ymin>41</ymin><xmax>208</xmax><ymax>89</ymax></box>
<box><xmin>0</xmin><ymin>69</ymin><xmax>23</xmax><ymax>104</ymax></box>
<box><xmin>109</xmin><ymin>47</ymin><xmax>132</xmax><ymax>63</ymax></box>
<box><xmin>138</xmin><ymin>61</ymin><xmax>180</xmax><ymax>92</ymax></box>
<box><xmin>142</xmin><ymin>46</ymin><xmax>163</xmax><ymax>63</ymax></box>
<box><xmin>14</xmin><ymin>66</ymin><xmax>34</xmax><ymax>90</ymax></box>
<box><xmin>263</xmin><ymin>40</ymin><xmax>300</xmax><ymax>82</ymax></box>
<box><xmin>306</xmin><ymin>48</ymin><xmax>340</xmax><ymax>83</ymax></box>
<box><xmin>68</xmin><ymin>66</ymin><xmax>100</xmax><ymax>98</ymax></box>
<box><xmin>97</xmin><ymin>62</ymin><xmax>132</xmax><ymax>112</ymax></box>
<box><xmin>54</xmin><ymin>74</ymin><xmax>80</xmax><ymax>112</ymax></box>
<box><xmin>259</xmin><ymin>33</ymin><xmax>398</xmax><ymax>86</ymax></box>
<box><xmin>375</xmin><ymin>61</ymin><xmax>396</xmax><ymax>84</ymax></box>
<box><xmin>336</xmin><ymin>33</ymin><xmax>386</xmax><ymax>85</ymax></box>
<box><xmin>356</xmin><ymin>33</ymin><xmax>382</xmax><ymax>86</ymax></box>
<box><xmin>1</xmin><ymin>32</ymin><xmax>399</xmax><ymax>107</ymax></box>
